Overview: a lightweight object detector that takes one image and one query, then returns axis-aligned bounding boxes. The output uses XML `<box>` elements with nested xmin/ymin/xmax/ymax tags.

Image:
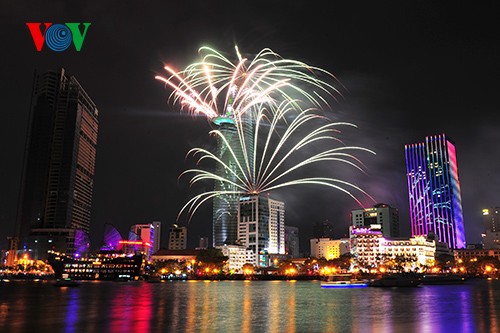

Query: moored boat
<box><xmin>321</xmin><ymin>274</ymin><xmax>369</xmax><ymax>288</ymax></box>
<box><xmin>369</xmin><ymin>274</ymin><xmax>421</xmax><ymax>288</ymax></box>
<box><xmin>421</xmin><ymin>274</ymin><xmax>466</xmax><ymax>285</ymax></box>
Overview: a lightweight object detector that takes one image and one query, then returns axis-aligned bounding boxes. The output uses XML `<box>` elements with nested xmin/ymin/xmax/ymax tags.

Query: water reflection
<box><xmin>0</xmin><ymin>279</ymin><xmax>500</xmax><ymax>332</ymax></box>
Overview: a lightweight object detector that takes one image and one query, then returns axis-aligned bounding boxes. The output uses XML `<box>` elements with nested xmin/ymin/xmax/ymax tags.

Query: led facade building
<box><xmin>17</xmin><ymin>69</ymin><xmax>99</xmax><ymax>259</ymax></box>
<box><xmin>237</xmin><ymin>194</ymin><xmax>285</xmax><ymax>267</ymax></box>
<box><xmin>405</xmin><ymin>134</ymin><xmax>466</xmax><ymax>249</ymax></box>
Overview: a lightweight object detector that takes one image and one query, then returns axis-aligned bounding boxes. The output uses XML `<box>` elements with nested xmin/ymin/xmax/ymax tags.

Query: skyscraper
<box><xmin>285</xmin><ymin>225</ymin><xmax>300</xmax><ymax>258</ymax></box>
<box><xmin>482</xmin><ymin>207</ymin><xmax>500</xmax><ymax>232</ymax></box>
<box><xmin>351</xmin><ymin>203</ymin><xmax>400</xmax><ymax>237</ymax></box>
<box><xmin>211</xmin><ymin>111</ymin><xmax>254</xmax><ymax>247</ymax></box>
<box><xmin>405</xmin><ymin>134</ymin><xmax>465</xmax><ymax>249</ymax></box>
<box><xmin>237</xmin><ymin>194</ymin><xmax>285</xmax><ymax>266</ymax></box>
<box><xmin>17</xmin><ymin>69</ymin><xmax>99</xmax><ymax>259</ymax></box>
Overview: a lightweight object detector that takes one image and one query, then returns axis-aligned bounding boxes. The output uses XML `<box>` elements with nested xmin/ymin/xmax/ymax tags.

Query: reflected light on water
<box><xmin>1</xmin><ymin>279</ymin><xmax>500</xmax><ymax>332</ymax></box>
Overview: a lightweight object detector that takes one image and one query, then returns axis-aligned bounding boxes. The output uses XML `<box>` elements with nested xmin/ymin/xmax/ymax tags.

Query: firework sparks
<box><xmin>155</xmin><ymin>46</ymin><xmax>344</xmax><ymax>120</ymax></box>
<box><xmin>178</xmin><ymin>101</ymin><xmax>376</xmax><ymax>221</ymax></box>
<box><xmin>156</xmin><ymin>46</ymin><xmax>375</xmax><ymax>222</ymax></box>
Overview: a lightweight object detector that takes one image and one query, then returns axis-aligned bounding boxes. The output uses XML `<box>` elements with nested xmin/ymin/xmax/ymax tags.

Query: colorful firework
<box><xmin>155</xmin><ymin>46</ymin><xmax>344</xmax><ymax>121</ymax></box>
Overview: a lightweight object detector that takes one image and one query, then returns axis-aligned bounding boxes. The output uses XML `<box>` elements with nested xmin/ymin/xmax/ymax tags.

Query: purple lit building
<box><xmin>405</xmin><ymin>134</ymin><xmax>466</xmax><ymax>249</ymax></box>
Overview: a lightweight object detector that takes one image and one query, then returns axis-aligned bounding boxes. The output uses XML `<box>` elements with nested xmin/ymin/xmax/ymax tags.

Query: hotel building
<box><xmin>350</xmin><ymin>226</ymin><xmax>436</xmax><ymax>270</ymax></box>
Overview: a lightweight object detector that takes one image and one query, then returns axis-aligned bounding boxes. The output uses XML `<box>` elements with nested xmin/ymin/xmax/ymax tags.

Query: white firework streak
<box><xmin>178</xmin><ymin>100</ymin><xmax>376</xmax><ymax>221</ymax></box>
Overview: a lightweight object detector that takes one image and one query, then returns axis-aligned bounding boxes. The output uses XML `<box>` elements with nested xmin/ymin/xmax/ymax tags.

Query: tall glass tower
<box><xmin>211</xmin><ymin>113</ymin><xmax>254</xmax><ymax>247</ymax></box>
<box><xmin>17</xmin><ymin>69</ymin><xmax>99</xmax><ymax>259</ymax></box>
<box><xmin>405</xmin><ymin>134</ymin><xmax>465</xmax><ymax>249</ymax></box>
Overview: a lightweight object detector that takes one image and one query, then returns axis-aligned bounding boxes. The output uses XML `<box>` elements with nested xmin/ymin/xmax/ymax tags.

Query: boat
<box><xmin>47</xmin><ymin>250</ymin><xmax>143</xmax><ymax>281</ymax></box>
<box><xmin>321</xmin><ymin>274</ymin><xmax>369</xmax><ymax>288</ymax></box>
<box><xmin>369</xmin><ymin>274</ymin><xmax>421</xmax><ymax>288</ymax></box>
<box><xmin>421</xmin><ymin>274</ymin><xmax>466</xmax><ymax>285</ymax></box>
<box><xmin>53</xmin><ymin>274</ymin><xmax>81</xmax><ymax>287</ymax></box>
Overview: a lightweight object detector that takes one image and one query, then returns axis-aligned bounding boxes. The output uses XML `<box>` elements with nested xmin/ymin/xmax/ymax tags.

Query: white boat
<box><xmin>321</xmin><ymin>274</ymin><xmax>369</xmax><ymax>288</ymax></box>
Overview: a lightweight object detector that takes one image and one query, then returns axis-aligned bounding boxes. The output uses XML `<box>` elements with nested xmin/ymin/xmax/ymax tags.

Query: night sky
<box><xmin>1</xmin><ymin>1</ymin><xmax>498</xmax><ymax>252</ymax></box>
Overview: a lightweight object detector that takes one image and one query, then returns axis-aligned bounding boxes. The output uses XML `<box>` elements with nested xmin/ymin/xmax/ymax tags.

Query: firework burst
<box><xmin>178</xmin><ymin>100</ymin><xmax>375</xmax><ymax>221</ymax></box>
<box><xmin>156</xmin><ymin>46</ymin><xmax>375</xmax><ymax>222</ymax></box>
<box><xmin>155</xmin><ymin>46</ymin><xmax>343</xmax><ymax>120</ymax></box>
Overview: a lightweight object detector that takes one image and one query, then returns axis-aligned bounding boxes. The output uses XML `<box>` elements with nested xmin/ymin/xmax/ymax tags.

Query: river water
<box><xmin>1</xmin><ymin>278</ymin><xmax>499</xmax><ymax>332</ymax></box>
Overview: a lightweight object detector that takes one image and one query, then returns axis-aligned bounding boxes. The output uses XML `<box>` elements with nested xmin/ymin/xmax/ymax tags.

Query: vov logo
<box><xmin>26</xmin><ymin>23</ymin><xmax>91</xmax><ymax>52</ymax></box>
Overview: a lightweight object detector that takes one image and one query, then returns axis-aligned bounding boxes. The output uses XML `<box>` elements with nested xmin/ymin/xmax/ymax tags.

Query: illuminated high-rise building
<box><xmin>482</xmin><ymin>207</ymin><xmax>500</xmax><ymax>232</ymax></box>
<box><xmin>17</xmin><ymin>69</ymin><xmax>99</xmax><ymax>259</ymax></box>
<box><xmin>351</xmin><ymin>203</ymin><xmax>400</xmax><ymax>237</ymax></box>
<box><xmin>405</xmin><ymin>134</ymin><xmax>465</xmax><ymax>249</ymax></box>
<box><xmin>482</xmin><ymin>207</ymin><xmax>500</xmax><ymax>249</ymax></box>
<box><xmin>211</xmin><ymin>111</ymin><xmax>254</xmax><ymax>247</ymax></box>
<box><xmin>237</xmin><ymin>194</ymin><xmax>285</xmax><ymax>267</ymax></box>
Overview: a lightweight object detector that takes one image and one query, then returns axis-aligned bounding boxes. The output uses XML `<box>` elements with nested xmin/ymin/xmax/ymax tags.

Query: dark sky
<box><xmin>1</xmin><ymin>1</ymin><xmax>498</xmax><ymax>252</ymax></box>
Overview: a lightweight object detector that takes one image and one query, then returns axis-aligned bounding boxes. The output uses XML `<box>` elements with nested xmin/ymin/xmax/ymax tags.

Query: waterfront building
<box><xmin>285</xmin><ymin>226</ymin><xmax>300</xmax><ymax>258</ymax></box>
<box><xmin>381</xmin><ymin>236</ymin><xmax>436</xmax><ymax>267</ymax></box>
<box><xmin>351</xmin><ymin>203</ymin><xmax>400</xmax><ymax>237</ymax></box>
<box><xmin>454</xmin><ymin>248</ymin><xmax>500</xmax><ymax>263</ymax></box>
<box><xmin>17</xmin><ymin>69</ymin><xmax>99</xmax><ymax>259</ymax></box>
<box><xmin>350</xmin><ymin>226</ymin><xmax>436</xmax><ymax>270</ymax></box>
<box><xmin>216</xmin><ymin>244</ymin><xmax>248</xmax><ymax>273</ymax></box>
<box><xmin>237</xmin><ymin>194</ymin><xmax>285</xmax><ymax>267</ymax></box>
<box><xmin>350</xmin><ymin>226</ymin><xmax>384</xmax><ymax>268</ymax></box>
<box><xmin>310</xmin><ymin>238</ymin><xmax>349</xmax><ymax>260</ymax></box>
<box><xmin>405</xmin><ymin>134</ymin><xmax>466</xmax><ymax>249</ymax></box>
<box><xmin>150</xmin><ymin>249</ymin><xmax>200</xmax><ymax>263</ymax></box>
<box><xmin>168</xmin><ymin>224</ymin><xmax>187</xmax><ymax>250</ymax></box>
<box><xmin>128</xmin><ymin>222</ymin><xmax>161</xmax><ymax>259</ymax></box>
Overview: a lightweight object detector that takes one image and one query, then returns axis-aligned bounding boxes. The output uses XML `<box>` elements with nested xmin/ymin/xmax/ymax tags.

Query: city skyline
<box><xmin>1</xmin><ymin>1</ymin><xmax>499</xmax><ymax>252</ymax></box>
